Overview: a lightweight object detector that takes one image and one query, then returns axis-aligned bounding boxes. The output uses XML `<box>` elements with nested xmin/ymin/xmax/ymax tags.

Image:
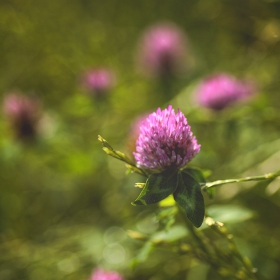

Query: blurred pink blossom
<box><xmin>195</xmin><ymin>73</ymin><xmax>256</xmax><ymax>110</ymax></box>
<box><xmin>137</xmin><ymin>22</ymin><xmax>188</xmax><ymax>77</ymax></box>
<box><xmin>3</xmin><ymin>92</ymin><xmax>41</xmax><ymax>139</ymax></box>
<box><xmin>90</xmin><ymin>269</ymin><xmax>123</xmax><ymax>280</ymax></box>
<box><xmin>82</xmin><ymin>68</ymin><xmax>116</xmax><ymax>97</ymax></box>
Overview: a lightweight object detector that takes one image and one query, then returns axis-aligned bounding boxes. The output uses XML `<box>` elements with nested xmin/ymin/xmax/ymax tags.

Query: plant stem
<box><xmin>201</xmin><ymin>171</ymin><xmax>280</xmax><ymax>190</ymax></box>
<box><xmin>177</xmin><ymin>205</ymin><xmax>213</xmax><ymax>261</ymax></box>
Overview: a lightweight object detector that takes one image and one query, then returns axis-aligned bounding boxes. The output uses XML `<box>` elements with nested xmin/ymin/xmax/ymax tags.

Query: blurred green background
<box><xmin>1</xmin><ymin>0</ymin><xmax>280</xmax><ymax>279</ymax></box>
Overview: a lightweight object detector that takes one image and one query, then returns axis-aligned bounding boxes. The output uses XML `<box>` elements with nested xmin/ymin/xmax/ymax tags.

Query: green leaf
<box><xmin>183</xmin><ymin>168</ymin><xmax>215</xmax><ymax>199</ymax></box>
<box><xmin>182</xmin><ymin>167</ymin><xmax>206</xmax><ymax>183</ymax></box>
<box><xmin>207</xmin><ymin>204</ymin><xmax>254</xmax><ymax>224</ymax></box>
<box><xmin>151</xmin><ymin>225</ymin><xmax>188</xmax><ymax>243</ymax></box>
<box><xmin>131</xmin><ymin>224</ymin><xmax>189</xmax><ymax>268</ymax></box>
<box><xmin>132</xmin><ymin>172</ymin><xmax>178</xmax><ymax>206</ymax></box>
<box><xmin>131</xmin><ymin>241</ymin><xmax>154</xmax><ymax>268</ymax></box>
<box><xmin>174</xmin><ymin>172</ymin><xmax>205</xmax><ymax>228</ymax></box>
<box><xmin>157</xmin><ymin>206</ymin><xmax>177</xmax><ymax>230</ymax></box>
<box><xmin>204</xmin><ymin>187</ymin><xmax>215</xmax><ymax>199</ymax></box>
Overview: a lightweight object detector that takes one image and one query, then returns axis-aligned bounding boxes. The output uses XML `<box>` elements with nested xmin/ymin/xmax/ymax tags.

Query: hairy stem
<box><xmin>201</xmin><ymin>171</ymin><xmax>280</xmax><ymax>190</ymax></box>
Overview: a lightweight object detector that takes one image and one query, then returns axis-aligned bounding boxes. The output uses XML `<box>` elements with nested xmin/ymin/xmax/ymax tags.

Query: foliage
<box><xmin>1</xmin><ymin>0</ymin><xmax>280</xmax><ymax>279</ymax></box>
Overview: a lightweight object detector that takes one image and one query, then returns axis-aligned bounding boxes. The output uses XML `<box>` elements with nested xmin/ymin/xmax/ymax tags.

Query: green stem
<box><xmin>211</xmin><ymin>224</ymin><xmax>258</xmax><ymax>279</ymax></box>
<box><xmin>177</xmin><ymin>204</ymin><xmax>213</xmax><ymax>261</ymax></box>
<box><xmin>98</xmin><ymin>135</ymin><xmax>148</xmax><ymax>177</ymax></box>
<box><xmin>201</xmin><ymin>171</ymin><xmax>280</xmax><ymax>190</ymax></box>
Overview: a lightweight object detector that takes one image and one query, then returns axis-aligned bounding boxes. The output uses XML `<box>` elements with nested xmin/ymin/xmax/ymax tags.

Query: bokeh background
<box><xmin>1</xmin><ymin>0</ymin><xmax>280</xmax><ymax>279</ymax></box>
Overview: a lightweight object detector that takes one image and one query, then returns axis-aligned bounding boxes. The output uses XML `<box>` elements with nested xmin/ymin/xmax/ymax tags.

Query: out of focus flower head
<box><xmin>195</xmin><ymin>73</ymin><xmax>256</xmax><ymax>111</ymax></box>
<box><xmin>137</xmin><ymin>22</ymin><xmax>188</xmax><ymax>77</ymax></box>
<box><xmin>3</xmin><ymin>92</ymin><xmax>41</xmax><ymax>140</ymax></box>
<box><xmin>133</xmin><ymin>105</ymin><xmax>200</xmax><ymax>172</ymax></box>
<box><xmin>90</xmin><ymin>268</ymin><xmax>123</xmax><ymax>280</ymax></box>
<box><xmin>81</xmin><ymin>68</ymin><xmax>116</xmax><ymax>98</ymax></box>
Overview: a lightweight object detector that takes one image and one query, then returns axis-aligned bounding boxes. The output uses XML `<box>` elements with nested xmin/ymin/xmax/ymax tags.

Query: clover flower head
<box><xmin>195</xmin><ymin>73</ymin><xmax>255</xmax><ymax>110</ymax></box>
<box><xmin>133</xmin><ymin>105</ymin><xmax>200</xmax><ymax>171</ymax></box>
<box><xmin>90</xmin><ymin>269</ymin><xmax>123</xmax><ymax>280</ymax></box>
<box><xmin>82</xmin><ymin>68</ymin><xmax>115</xmax><ymax>97</ymax></box>
<box><xmin>3</xmin><ymin>92</ymin><xmax>41</xmax><ymax>139</ymax></box>
<box><xmin>138</xmin><ymin>22</ymin><xmax>188</xmax><ymax>77</ymax></box>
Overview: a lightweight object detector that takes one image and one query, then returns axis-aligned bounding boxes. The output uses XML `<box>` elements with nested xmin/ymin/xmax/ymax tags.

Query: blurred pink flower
<box><xmin>137</xmin><ymin>22</ymin><xmax>188</xmax><ymax>77</ymax></box>
<box><xmin>90</xmin><ymin>269</ymin><xmax>123</xmax><ymax>280</ymax></box>
<box><xmin>195</xmin><ymin>73</ymin><xmax>256</xmax><ymax>110</ymax></box>
<box><xmin>82</xmin><ymin>68</ymin><xmax>116</xmax><ymax>97</ymax></box>
<box><xmin>3</xmin><ymin>92</ymin><xmax>41</xmax><ymax>140</ymax></box>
